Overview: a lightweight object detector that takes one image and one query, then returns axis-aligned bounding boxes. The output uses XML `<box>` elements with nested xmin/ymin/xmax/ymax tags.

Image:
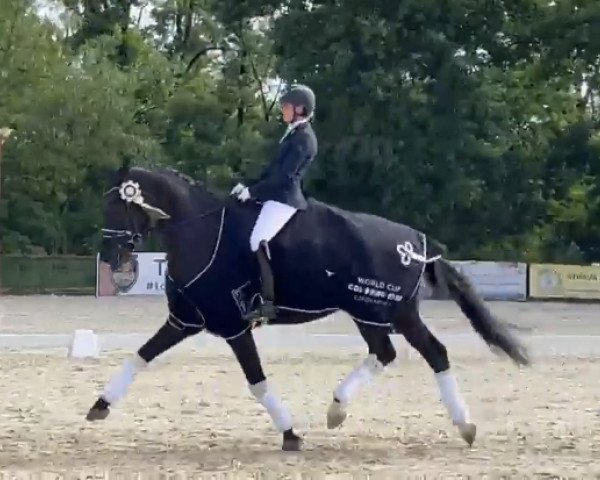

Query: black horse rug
<box><xmin>166</xmin><ymin>198</ymin><xmax>437</xmax><ymax>339</ymax></box>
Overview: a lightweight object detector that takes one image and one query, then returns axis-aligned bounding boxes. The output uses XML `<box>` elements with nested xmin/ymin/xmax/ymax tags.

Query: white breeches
<box><xmin>250</xmin><ymin>200</ymin><xmax>297</xmax><ymax>251</ymax></box>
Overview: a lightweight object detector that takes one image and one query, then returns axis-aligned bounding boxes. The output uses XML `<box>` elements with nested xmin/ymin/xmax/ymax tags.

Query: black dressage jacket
<box><xmin>248</xmin><ymin>121</ymin><xmax>317</xmax><ymax>210</ymax></box>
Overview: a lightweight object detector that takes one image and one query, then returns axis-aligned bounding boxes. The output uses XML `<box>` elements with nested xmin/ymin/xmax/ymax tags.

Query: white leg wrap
<box><xmin>435</xmin><ymin>369</ymin><xmax>470</xmax><ymax>424</ymax></box>
<box><xmin>334</xmin><ymin>354</ymin><xmax>384</xmax><ymax>407</ymax></box>
<box><xmin>249</xmin><ymin>380</ymin><xmax>293</xmax><ymax>432</ymax></box>
<box><xmin>102</xmin><ymin>354</ymin><xmax>148</xmax><ymax>404</ymax></box>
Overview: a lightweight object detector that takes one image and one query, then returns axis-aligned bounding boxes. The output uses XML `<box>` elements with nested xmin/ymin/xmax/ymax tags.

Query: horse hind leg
<box><xmin>327</xmin><ymin>321</ymin><xmax>396</xmax><ymax>429</ymax></box>
<box><xmin>399</xmin><ymin>309</ymin><xmax>476</xmax><ymax>446</ymax></box>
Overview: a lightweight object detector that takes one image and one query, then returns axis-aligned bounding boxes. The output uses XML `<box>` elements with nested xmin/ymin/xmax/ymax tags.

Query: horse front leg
<box><xmin>86</xmin><ymin>318</ymin><xmax>200</xmax><ymax>420</ymax></box>
<box><xmin>227</xmin><ymin>328</ymin><xmax>301</xmax><ymax>451</ymax></box>
<box><xmin>327</xmin><ymin>321</ymin><xmax>396</xmax><ymax>429</ymax></box>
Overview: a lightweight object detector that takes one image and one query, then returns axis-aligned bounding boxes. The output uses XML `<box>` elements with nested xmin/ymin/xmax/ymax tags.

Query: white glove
<box><xmin>230</xmin><ymin>183</ymin><xmax>245</xmax><ymax>196</ymax></box>
<box><xmin>237</xmin><ymin>187</ymin><xmax>251</xmax><ymax>202</ymax></box>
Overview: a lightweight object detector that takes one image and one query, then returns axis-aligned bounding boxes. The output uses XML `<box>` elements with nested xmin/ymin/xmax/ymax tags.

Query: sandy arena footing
<box><xmin>0</xmin><ymin>296</ymin><xmax>599</xmax><ymax>478</ymax></box>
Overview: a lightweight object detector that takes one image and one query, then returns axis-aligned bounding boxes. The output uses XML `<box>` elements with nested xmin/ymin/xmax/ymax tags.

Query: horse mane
<box><xmin>119</xmin><ymin>164</ymin><xmax>226</xmax><ymax>209</ymax></box>
<box><xmin>162</xmin><ymin>167</ymin><xmax>202</xmax><ymax>187</ymax></box>
<box><xmin>156</xmin><ymin>166</ymin><xmax>225</xmax><ymax>201</ymax></box>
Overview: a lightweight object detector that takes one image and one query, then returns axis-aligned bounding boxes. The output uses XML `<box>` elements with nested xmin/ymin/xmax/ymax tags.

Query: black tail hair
<box><xmin>425</xmin><ymin>256</ymin><xmax>530</xmax><ymax>366</ymax></box>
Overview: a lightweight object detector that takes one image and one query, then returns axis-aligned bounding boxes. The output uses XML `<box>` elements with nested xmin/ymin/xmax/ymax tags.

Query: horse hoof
<box><xmin>282</xmin><ymin>429</ymin><xmax>303</xmax><ymax>451</ymax></box>
<box><xmin>86</xmin><ymin>407</ymin><xmax>110</xmax><ymax>421</ymax></box>
<box><xmin>326</xmin><ymin>400</ymin><xmax>347</xmax><ymax>429</ymax></box>
<box><xmin>457</xmin><ymin>422</ymin><xmax>477</xmax><ymax>446</ymax></box>
<box><xmin>86</xmin><ymin>397</ymin><xmax>111</xmax><ymax>421</ymax></box>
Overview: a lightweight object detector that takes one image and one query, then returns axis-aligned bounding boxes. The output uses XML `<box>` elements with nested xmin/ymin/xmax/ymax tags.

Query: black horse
<box><xmin>86</xmin><ymin>165</ymin><xmax>530</xmax><ymax>451</ymax></box>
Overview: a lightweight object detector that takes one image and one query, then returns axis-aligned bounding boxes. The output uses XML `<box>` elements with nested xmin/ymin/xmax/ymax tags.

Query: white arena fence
<box><xmin>96</xmin><ymin>252</ymin><xmax>600</xmax><ymax>302</ymax></box>
<box><xmin>96</xmin><ymin>252</ymin><xmax>529</xmax><ymax>301</ymax></box>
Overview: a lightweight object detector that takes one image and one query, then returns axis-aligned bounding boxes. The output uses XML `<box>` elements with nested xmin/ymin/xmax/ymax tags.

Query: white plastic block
<box><xmin>68</xmin><ymin>329</ymin><xmax>100</xmax><ymax>358</ymax></box>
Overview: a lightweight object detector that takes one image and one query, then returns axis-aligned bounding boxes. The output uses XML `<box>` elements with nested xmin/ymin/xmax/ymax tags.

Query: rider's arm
<box><xmin>248</xmin><ymin>132</ymin><xmax>315</xmax><ymax>198</ymax></box>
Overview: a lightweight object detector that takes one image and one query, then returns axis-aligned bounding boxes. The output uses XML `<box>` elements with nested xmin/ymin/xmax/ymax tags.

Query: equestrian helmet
<box><xmin>280</xmin><ymin>84</ymin><xmax>316</xmax><ymax>117</ymax></box>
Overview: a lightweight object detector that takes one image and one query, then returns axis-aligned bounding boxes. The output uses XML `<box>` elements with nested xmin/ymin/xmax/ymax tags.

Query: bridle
<box><xmin>101</xmin><ymin>187</ymin><xmax>147</xmax><ymax>250</ymax></box>
<box><xmin>101</xmin><ymin>185</ymin><xmax>228</xmax><ymax>248</ymax></box>
<box><xmin>101</xmin><ymin>225</ymin><xmax>143</xmax><ymax>249</ymax></box>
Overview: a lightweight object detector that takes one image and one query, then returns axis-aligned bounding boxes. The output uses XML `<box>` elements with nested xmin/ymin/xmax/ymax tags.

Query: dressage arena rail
<box><xmin>1</xmin><ymin>329</ymin><xmax>600</xmax><ymax>358</ymax></box>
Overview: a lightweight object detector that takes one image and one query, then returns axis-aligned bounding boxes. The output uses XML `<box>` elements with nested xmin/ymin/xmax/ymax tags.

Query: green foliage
<box><xmin>0</xmin><ymin>0</ymin><xmax>599</xmax><ymax>263</ymax></box>
<box><xmin>0</xmin><ymin>254</ymin><xmax>96</xmax><ymax>294</ymax></box>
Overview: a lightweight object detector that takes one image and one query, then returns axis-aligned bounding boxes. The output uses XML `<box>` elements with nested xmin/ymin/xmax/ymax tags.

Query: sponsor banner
<box><xmin>96</xmin><ymin>253</ymin><xmax>526</xmax><ymax>301</ymax></box>
<box><xmin>96</xmin><ymin>252</ymin><xmax>167</xmax><ymax>296</ymax></box>
<box><xmin>453</xmin><ymin>260</ymin><xmax>527</xmax><ymax>301</ymax></box>
<box><xmin>529</xmin><ymin>263</ymin><xmax>600</xmax><ymax>300</ymax></box>
<box><xmin>420</xmin><ymin>261</ymin><xmax>527</xmax><ymax>301</ymax></box>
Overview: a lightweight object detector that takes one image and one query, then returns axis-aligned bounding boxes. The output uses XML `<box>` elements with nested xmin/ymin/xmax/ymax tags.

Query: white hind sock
<box><xmin>334</xmin><ymin>354</ymin><xmax>384</xmax><ymax>407</ymax></box>
<box><xmin>435</xmin><ymin>369</ymin><xmax>470</xmax><ymax>425</ymax></box>
<box><xmin>102</xmin><ymin>354</ymin><xmax>147</xmax><ymax>404</ymax></box>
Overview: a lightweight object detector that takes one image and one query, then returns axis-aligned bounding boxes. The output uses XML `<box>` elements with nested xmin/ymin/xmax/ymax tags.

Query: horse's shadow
<box><xmin>62</xmin><ymin>430</ymin><xmax>471</xmax><ymax>472</ymax></box>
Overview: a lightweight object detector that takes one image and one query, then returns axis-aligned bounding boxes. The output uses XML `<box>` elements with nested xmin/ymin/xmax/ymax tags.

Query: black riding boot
<box><xmin>244</xmin><ymin>240</ymin><xmax>278</xmax><ymax>323</ymax></box>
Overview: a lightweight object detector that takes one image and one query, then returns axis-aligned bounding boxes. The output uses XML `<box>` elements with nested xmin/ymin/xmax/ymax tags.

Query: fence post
<box><xmin>0</xmin><ymin>127</ymin><xmax>14</xmax><ymax>293</ymax></box>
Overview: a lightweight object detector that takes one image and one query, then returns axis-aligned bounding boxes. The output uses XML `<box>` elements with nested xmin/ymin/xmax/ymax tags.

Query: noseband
<box><xmin>102</xmin><ymin>187</ymin><xmax>145</xmax><ymax>248</ymax></box>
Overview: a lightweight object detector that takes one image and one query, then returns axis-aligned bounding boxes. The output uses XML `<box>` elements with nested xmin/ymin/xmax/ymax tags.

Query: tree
<box><xmin>268</xmin><ymin>0</ymin><xmax>592</xmax><ymax>260</ymax></box>
<box><xmin>1</xmin><ymin>0</ymin><xmax>598</xmax><ymax>262</ymax></box>
<box><xmin>0</xmin><ymin>10</ymin><xmax>163</xmax><ymax>253</ymax></box>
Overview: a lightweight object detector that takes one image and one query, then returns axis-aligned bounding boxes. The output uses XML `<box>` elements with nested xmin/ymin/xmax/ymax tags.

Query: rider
<box><xmin>230</xmin><ymin>83</ymin><xmax>318</xmax><ymax>321</ymax></box>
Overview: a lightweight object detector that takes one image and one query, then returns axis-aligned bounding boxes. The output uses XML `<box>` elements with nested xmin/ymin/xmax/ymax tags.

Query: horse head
<box><xmin>100</xmin><ymin>165</ymin><xmax>225</xmax><ymax>274</ymax></box>
<box><xmin>100</xmin><ymin>166</ymin><xmax>171</xmax><ymax>270</ymax></box>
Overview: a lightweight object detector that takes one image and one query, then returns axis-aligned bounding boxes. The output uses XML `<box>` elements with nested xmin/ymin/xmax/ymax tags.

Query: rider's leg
<box><xmin>256</xmin><ymin>240</ymin><xmax>275</xmax><ymax>313</ymax></box>
<box><xmin>248</xmin><ymin>200</ymin><xmax>297</xmax><ymax>320</ymax></box>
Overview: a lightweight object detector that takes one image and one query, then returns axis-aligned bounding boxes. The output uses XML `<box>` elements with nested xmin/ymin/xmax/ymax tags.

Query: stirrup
<box><xmin>243</xmin><ymin>299</ymin><xmax>278</xmax><ymax>323</ymax></box>
<box><xmin>258</xmin><ymin>300</ymin><xmax>278</xmax><ymax>320</ymax></box>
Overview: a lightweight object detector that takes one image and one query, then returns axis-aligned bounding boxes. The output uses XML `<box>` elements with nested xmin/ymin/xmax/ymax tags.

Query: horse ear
<box><xmin>95</xmin><ymin>165</ymin><xmax>120</xmax><ymax>189</ymax></box>
<box><xmin>116</xmin><ymin>166</ymin><xmax>128</xmax><ymax>182</ymax></box>
<box><xmin>121</xmin><ymin>155</ymin><xmax>132</xmax><ymax>171</ymax></box>
<box><xmin>113</xmin><ymin>156</ymin><xmax>132</xmax><ymax>184</ymax></box>
<box><xmin>99</xmin><ymin>165</ymin><xmax>128</xmax><ymax>191</ymax></box>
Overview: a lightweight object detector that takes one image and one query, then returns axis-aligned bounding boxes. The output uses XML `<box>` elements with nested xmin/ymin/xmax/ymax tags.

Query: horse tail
<box><xmin>424</xmin><ymin>252</ymin><xmax>530</xmax><ymax>366</ymax></box>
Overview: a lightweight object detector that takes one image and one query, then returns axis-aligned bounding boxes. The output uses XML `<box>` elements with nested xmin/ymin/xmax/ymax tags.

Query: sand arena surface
<box><xmin>3</xmin><ymin>295</ymin><xmax>600</xmax><ymax>335</ymax></box>
<box><xmin>0</xmin><ymin>296</ymin><xmax>599</xmax><ymax>478</ymax></box>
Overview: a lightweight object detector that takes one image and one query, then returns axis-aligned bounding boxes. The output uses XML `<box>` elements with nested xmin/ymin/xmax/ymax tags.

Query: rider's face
<box><xmin>281</xmin><ymin>103</ymin><xmax>294</xmax><ymax>123</ymax></box>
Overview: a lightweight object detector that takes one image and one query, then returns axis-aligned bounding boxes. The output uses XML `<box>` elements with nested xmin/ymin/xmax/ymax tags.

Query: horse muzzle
<box><xmin>100</xmin><ymin>233</ymin><xmax>139</xmax><ymax>271</ymax></box>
